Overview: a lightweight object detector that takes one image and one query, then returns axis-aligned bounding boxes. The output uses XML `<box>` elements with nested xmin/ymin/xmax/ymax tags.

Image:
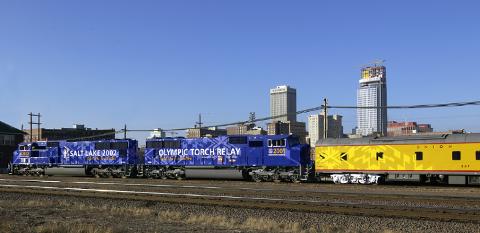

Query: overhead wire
<box><xmin>46</xmin><ymin>100</ymin><xmax>480</xmax><ymax>141</ymax></box>
<box><xmin>125</xmin><ymin>100</ymin><xmax>480</xmax><ymax>132</ymax></box>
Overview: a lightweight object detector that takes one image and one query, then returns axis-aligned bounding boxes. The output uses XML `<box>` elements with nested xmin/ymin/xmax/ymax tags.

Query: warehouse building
<box><xmin>24</xmin><ymin>124</ymin><xmax>115</xmax><ymax>142</ymax></box>
<box><xmin>0</xmin><ymin>121</ymin><xmax>26</xmax><ymax>173</ymax></box>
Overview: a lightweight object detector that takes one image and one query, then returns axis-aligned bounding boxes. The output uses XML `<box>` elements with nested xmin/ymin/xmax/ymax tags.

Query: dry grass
<box><xmin>7</xmin><ymin>199</ymin><xmax>153</xmax><ymax>217</ymax></box>
<box><xmin>2</xmin><ymin>199</ymin><xmax>400</xmax><ymax>233</ymax></box>
<box><xmin>35</xmin><ymin>222</ymin><xmax>113</xmax><ymax>233</ymax></box>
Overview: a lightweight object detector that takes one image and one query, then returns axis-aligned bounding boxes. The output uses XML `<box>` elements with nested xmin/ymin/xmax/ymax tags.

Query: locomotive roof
<box><xmin>315</xmin><ymin>133</ymin><xmax>480</xmax><ymax>146</ymax></box>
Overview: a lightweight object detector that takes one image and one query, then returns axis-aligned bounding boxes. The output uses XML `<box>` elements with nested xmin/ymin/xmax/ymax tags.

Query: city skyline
<box><xmin>2</xmin><ymin>1</ymin><xmax>480</xmax><ymax>141</ymax></box>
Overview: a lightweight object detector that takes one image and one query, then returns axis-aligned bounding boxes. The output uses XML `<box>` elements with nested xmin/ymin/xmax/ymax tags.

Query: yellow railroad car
<box><xmin>315</xmin><ymin>134</ymin><xmax>480</xmax><ymax>185</ymax></box>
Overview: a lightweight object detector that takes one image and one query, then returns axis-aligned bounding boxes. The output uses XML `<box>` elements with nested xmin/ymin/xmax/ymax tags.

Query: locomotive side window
<box><xmin>415</xmin><ymin>152</ymin><xmax>423</xmax><ymax>161</ymax></box>
<box><xmin>229</xmin><ymin>137</ymin><xmax>247</xmax><ymax>144</ymax></box>
<box><xmin>268</xmin><ymin>140</ymin><xmax>272</xmax><ymax>147</ymax></box>
<box><xmin>452</xmin><ymin>151</ymin><xmax>461</xmax><ymax>160</ymax></box>
<box><xmin>476</xmin><ymin>151</ymin><xmax>480</xmax><ymax>160</ymax></box>
<box><xmin>376</xmin><ymin>152</ymin><xmax>384</xmax><ymax>160</ymax></box>
<box><xmin>248</xmin><ymin>141</ymin><xmax>263</xmax><ymax>147</ymax></box>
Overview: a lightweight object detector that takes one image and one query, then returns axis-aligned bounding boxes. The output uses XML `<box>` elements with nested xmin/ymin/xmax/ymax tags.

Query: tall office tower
<box><xmin>356</xmin><ymin>65</ymin><xmax>387</xmax><ymax>136</ymax></box>
<box><xmin>270</xmin><ymin>85</ymin><xmax>297</xmax><ymax>122</ymax></box>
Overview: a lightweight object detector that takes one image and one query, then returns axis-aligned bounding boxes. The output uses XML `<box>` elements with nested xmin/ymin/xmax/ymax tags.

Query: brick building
<box><xmin>387</xmin><ymin>121</ymin><xmax>433</xmax><ymax>136</ymax></box>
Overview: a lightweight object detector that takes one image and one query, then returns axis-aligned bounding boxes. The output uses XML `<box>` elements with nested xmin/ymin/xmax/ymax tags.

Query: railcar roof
<box><xmin>315</xmin><ymin>133</ymin><xmax>480</xmax><ymax>146</ymax></box>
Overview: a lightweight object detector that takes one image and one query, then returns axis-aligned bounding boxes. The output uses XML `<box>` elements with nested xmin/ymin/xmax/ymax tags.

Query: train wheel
<box><xmin>160</xmin><ymin>173</ymin><xmax>168</xmax><ymax>179</ymax></box>
<box><xmin>176</xmin><ymin>174</ymin><xmax>184</xmax><ymax>180</ymax></box>
<box><xmin>272</xmin><ymin>174</ymin><xmax>281</xmax><ymax>183</ymax></box>
<box><xmin>290</xmin><ymin>174</ymin><xmax>301</xmax><ymax>183</ymax></box>
<box><xmin>92</xmin><ymin>169</ymin><xmax>100</xmax><ymax>178</ymax></box>
<box><xmin>252</xmin><ymin>174</ymin><xmax>262</xmax><ymax>182</ymax></box>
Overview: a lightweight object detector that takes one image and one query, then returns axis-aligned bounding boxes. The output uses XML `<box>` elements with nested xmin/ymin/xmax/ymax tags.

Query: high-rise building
<box><xmin>308</xmin><ymin>113</ymin><xmax>344</xmax><ymax>145</ymax></box>
<box><xmin>270</xmin><ymin>85</ymin><xmax>297</xmax><ymax>123</ymax></box>
<box><xmin>356</xmin><ymin>65</ymin><xmax>387</xmax><ymax>136</ymax></box>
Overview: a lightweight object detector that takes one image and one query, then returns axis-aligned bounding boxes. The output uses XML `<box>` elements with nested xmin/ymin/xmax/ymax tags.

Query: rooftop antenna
<box><xmin>372</xmin><ymin>59</ymin><xmax>386</xmax><ymax>67</ymax></box>
<box><xmin>360</xmin><ymin>59</ymin><xmax>386</xmax><ymax>69</ymax></box>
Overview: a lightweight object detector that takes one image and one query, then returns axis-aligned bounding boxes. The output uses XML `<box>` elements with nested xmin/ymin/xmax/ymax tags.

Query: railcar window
<box><xmin>95</xmin><ymin>142</ymin><xmax>111</xmax><ymax>150</ymax></box>
<box><xmin>229</xmin><ymin>137</ymin><xmax>247</xmax><ymax>144</ymax></box>
<box><xmin>248</xmin><ymin>141</ymin><xmax>263</xmax><ymax>147</ymax></box>
<box><xmin>268</xmin><ymin>140</ymin><xmax>272</xmax><ymax>147</ymax></box>
<box><xmin>452</xmin><ymin>151</ymin><xmax>461</xmax><ymax>160</ymax></box>
<box><xmin>340</xmin><ymin>152</ymin><xmax>348</xmax><ymax>161</ymax></box>
<box><xmin>19</xmin><ymin>145</ymin><xmax>27</xmax><ymax>150</ymax></box>
<box><xmin>415</xmin><ymin>152</ymin><xmax>423</xmax><ymax>161</ymax></box>
<box><xmin>476</xmin><ymin>151</ymin><xmax>480</xmax><ymax>160</ymax></box>
<box><xmin>376</xmin><ymin>152</ymin><xmax>384</xmax><ymax>160</ymax></box>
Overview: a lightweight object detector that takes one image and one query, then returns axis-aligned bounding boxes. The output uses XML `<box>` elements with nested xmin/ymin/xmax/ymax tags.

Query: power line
<box><xmin>123</xmin><ymin>100</ymin><xmax>480</xmax><ymax>132</ymax></box>
<box><xmin>49</xmin><ymin>100</ymin><xmax>480</xmax><ymax>141</ymax></box>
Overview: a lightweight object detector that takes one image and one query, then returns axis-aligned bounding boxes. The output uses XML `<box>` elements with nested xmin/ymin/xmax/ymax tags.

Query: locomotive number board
<box><xmin>268</xmin><ymin>147</ymin><xmax>286</xmax><ymax>156</ymax></box>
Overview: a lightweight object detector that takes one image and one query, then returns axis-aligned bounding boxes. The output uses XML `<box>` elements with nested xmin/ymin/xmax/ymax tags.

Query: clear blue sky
<box><xmin>1</xmin><ymin>0</ymin><xmax>479</xmax><ymax>140</ymax></box>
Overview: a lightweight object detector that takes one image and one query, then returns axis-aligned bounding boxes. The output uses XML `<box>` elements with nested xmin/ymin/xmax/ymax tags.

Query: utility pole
<box><xmin>28</xmin><ymin>113</ymin><xmax>41</xmax><ymax>142</ymax></box>
<box><xmin>124</xmin><ymin>124</ymin><xmax>127</xmax><ymax>139</ymax></box>
<box><xmin>196</xmin><ymin>114</ymin><xmax>203</xmax><ymax>129</ymax></box>
<box><xmin>323</xmin><ymin>99</ymin><xmax>328</xmax><ymax>139</ymax></box>
<box><xmin>248</xmin><ymin>112</ymin><xmax>256</xmax><ymax>125</ymax></box>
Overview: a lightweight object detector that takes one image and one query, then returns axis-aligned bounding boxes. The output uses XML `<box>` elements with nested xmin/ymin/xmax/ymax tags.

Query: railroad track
<box><xmin>0</xmin><ymin>177</ymin><xmax>479</xmax><ymax>224</ymax></box>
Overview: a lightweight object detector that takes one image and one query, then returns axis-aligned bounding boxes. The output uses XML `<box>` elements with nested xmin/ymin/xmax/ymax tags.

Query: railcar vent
<box><xmin>95</xmin><ymin>142</ymin><xmax>111</xmax><ymax>150</ymax></box>
<box><xmin>111</xmin><ymin>142</ymin><xmax>128</xmax><ymax>150</ymax></box>
<box><xmin>248</xmin><ymin>141</ymin><xmax>263</xmax><ymax>147</ymax></box>
<box><xmin>146</xmin><ymin>141</ymin><xmax>163</xmax><ymax>148</ymax></box>
<box><xmin>164</xmin><ymin>140</ymin><xmax>181</xmax><ymax>149</ymax></box>
<box><xmin>47</xmin><ymin>142</ymin><xmax>60</xmax><ymax>148</ymax></box>
<box><xmin>229</xmin><ymin>137</ymin><xmax>247</xmax><ymax>144</ymax></box>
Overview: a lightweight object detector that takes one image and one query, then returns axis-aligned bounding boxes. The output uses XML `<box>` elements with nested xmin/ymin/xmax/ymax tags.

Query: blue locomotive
<box><xmin>144</xmin><ymin>135</ymin><xmax>312</xmax><ymax>182</ymax></box>
<box><xmin>10</xmin><ymin>135</ymin><xmax>311</xmax><ymax>182</ymax></box>
<box><xmin>11</xmin><ymin>139</ymin><xmax>138</xmax><ymax>177</ymax></box>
